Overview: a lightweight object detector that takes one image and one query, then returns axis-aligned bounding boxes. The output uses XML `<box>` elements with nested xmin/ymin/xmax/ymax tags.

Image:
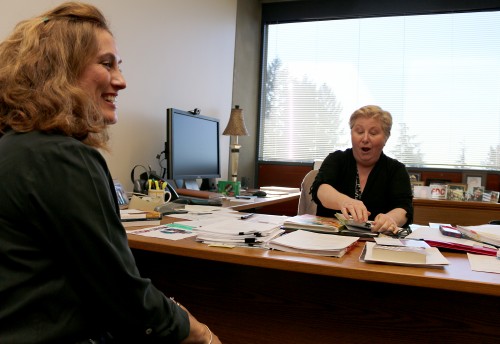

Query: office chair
<box><xmin>297</xmin><ymin>169</ymin><xmax>319</xmax><ymax>215</ymax></box>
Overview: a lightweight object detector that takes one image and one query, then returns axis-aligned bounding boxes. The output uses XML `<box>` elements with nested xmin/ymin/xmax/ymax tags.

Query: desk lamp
<box><xmin>223</xmin><ymin>105</ymin><xmax>249</xmax><ymax>182</ymax></box>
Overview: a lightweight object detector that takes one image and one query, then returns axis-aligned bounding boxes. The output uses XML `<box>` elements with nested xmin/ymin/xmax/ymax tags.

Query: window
<box><xmin>259</xmin><ymin>9</ymin><xmax>500</xmax><ymax>170</ymax></box>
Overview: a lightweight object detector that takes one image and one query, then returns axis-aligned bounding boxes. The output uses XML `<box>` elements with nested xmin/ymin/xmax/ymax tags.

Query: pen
<box><xmin>241</xmin><ymin>213</ymin><xmax>255</xmax><ymax>220</ymax></box>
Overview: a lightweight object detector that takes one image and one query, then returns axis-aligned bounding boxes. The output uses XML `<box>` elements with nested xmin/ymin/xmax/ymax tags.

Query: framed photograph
<box><xmin>462</xmin><ymin>172</ymin><xmax>487</xmax><ymax>192</ymax></box>
<box><xmin>469</xmin><ymin>186</ymin><xmax>485</xmax><ymax>202</ymax></box>
<box><xmin>446</xmin><ymin>183</ymin><xmax>466</xmax><ymax>201</ymax></box>
<box><xmin>408</xmin><ymin>172</ymin><xmax>421</xmax><ymax>182</ymax></box>
<box><xmin>410</xmin><ymin>181</ymin><xmax>425</xmax><ymax>196</ymax></box>
<box><xmin>489</xmin><ymin>191</ymin><xmax>500</xmax><ymax>203</ymax></box>
<box><xmin>429</xmin><ymin>183</ymin><xmax>447</xmax><ymax>200</ymax></box>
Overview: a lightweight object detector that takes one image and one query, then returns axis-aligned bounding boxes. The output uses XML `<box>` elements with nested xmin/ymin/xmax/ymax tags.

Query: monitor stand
<box><xmin>183</xmin><ymin>179</ymin><xmax>199</xmax><ymax>191</ymax></box>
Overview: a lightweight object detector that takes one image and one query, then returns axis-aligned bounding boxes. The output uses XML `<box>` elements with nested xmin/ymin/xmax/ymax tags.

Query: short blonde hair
<box><xmin>349</xmin><ymin>105</ymin><xmax>392</xmax><ymax>139</ymax></box>
<box><xmin>0</xmin><ymin>2</ymin><xmax>112</xmax><ymax>149</ymax></box>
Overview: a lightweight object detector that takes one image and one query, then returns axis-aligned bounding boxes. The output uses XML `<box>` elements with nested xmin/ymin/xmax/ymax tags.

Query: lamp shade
<box><xmin>223</xmin><ymin>105</ymin><xmax>249</xmax><ymax>136</ymax></box>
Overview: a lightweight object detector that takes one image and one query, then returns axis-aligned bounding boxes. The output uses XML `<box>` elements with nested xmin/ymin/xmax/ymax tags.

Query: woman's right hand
<box><xmin>340</xmin><ymin>199</ymin><xmax>370</xmax><ymax>223</ymax></box>
<box><xmin>318</xmin><ymin>184</ymin><xmax>370</xmax><ymax>223</ymax></box>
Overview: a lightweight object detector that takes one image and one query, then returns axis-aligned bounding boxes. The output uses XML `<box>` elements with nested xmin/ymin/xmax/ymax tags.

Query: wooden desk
<box><xmin>128</xmin><ymin>225</ymin><xmax>500</xmax><ymax>344</ymax></box>
<box><xmin>414</xmin><ymin>198</ymin><xmax>500</xmax><ymax>226</ymax></box>
<box><xmin>227</xmin><ymin>192</ymin><xmax>300</xmax><ymax>212</ymax></box>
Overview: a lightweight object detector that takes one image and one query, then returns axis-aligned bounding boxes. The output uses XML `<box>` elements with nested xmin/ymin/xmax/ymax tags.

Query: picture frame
<box><xmin>410</xmin><ymin>181</ymin><xmax>425</xmax><ymax>196</ymax></box>
<box><xmin>408</xmin><ymin>172</ymin><xmax>421</xmax><ymax>182</ymax></box>
<box><xmin>489</xmin><ymin>191</ymin><xmax>500</xmax><ymax>203</ymax></box>
<box><xmin>446</xmin><ymin>183</ymin><xmax>466</xmax><ymax>201</ymax></box>
<box><xmin>467</xmin><ymin>186</ymin><xmax>485</xmax><ymax>202</ymax></box>
<box><xmin>462</xmin><ymin>172</ymin><xmax>487</xmax><ymax>192</ymax></box>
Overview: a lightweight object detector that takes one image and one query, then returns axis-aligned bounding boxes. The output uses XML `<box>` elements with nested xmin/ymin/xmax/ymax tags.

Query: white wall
<box><xmin>0</xmin><ymin>0</ymin><xmax>237</xmax><ymax>191</ymax></box>
<box><xmin>231</xmin><ymin>0</ymin><xmax>261</xmax><ymax>188</ymax></box>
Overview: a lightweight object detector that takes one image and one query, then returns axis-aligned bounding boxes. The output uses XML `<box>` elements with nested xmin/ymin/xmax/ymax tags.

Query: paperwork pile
<box><xmin>268</xmin><ymin>230</ymin><xmax>359</xmax><ymax>257</ymax></box>
<box><xmin>456</xmin><ymin>224</ymin><xmax>500</xmax><ymax>248</ymax></box>
<box><xmin>407</xmin><ymin>226</ymin><xmax>499</xmax><ymax>256</ymax></box>
<box><xmin>193</xmin><ymin>213</ymin><xmax>286</xmax><ymax>248</ymax></box>
<box><xmin>128</xmin><ymin>207</ymin><xmax>287</xmax><ymax>247</ymax></box>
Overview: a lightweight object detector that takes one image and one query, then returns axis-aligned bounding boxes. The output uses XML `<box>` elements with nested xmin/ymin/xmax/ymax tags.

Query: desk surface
<box><xmin>127</xmin><ymin>221</ymin><xmax>500</xmax><ymax>297</ymax></box>
<box><xmin>128</xmin><ymin>218</ymin><xmax>500</xmax><ymax>343</ymax></box>
<box><xmin>226</xmin><ymin>192</ymin><xmax>300</xmax><ymax>211</ymax></box>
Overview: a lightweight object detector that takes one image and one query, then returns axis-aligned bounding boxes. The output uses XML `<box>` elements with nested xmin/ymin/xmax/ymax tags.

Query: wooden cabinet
<box><xmin>413</xmin><ymin>198</ymin><xmax>500</xmax><ymax>226</ymax></box>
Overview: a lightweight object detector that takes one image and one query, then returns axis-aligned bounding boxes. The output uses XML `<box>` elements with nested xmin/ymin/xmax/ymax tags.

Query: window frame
<box><xmin>257</xmin><ymin>0</ymin><xmax>500</xmax><ymax>173</ymax></box>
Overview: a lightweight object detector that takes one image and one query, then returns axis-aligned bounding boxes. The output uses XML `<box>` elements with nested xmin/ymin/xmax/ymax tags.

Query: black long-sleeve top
<box><xmin>311</xmin><ymin>149</ymin><xmax>413</xmax><ymax>227</ymax></box>
<box><xmin>0</xmin><ymin>131</ymin><xmax>189</xmax><ymax>343</ymax></box>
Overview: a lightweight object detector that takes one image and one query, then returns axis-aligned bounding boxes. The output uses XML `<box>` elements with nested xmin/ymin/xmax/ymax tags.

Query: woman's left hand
<box><xmin>371</xmin><ymin>213</ymin><xmax>399</xmax><ymax>234</ymax></box>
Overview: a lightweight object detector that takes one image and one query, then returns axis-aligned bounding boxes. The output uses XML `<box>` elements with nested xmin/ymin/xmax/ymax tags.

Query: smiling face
<box><xmin>351</xmin><ymin>117</ymin><xmax>387</xmax><ymax>167</ymax></box>
<box><xmin>78</xmin><ymin>29</ymin><xmax>126</xmax><ymax>124</ymax></box>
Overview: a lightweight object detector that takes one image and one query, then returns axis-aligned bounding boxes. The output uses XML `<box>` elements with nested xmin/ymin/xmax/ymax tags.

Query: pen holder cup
<box><xmin>148</xmin><ymin>189</ymin><xmax>172</xmax><ymax>203</ymax></box>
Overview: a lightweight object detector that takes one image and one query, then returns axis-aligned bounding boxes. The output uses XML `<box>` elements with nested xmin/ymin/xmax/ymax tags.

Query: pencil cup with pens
<box><xmin>147</xmin><ymin>179</ymin><xmax>172</xmax><ymax>203</ymax></box>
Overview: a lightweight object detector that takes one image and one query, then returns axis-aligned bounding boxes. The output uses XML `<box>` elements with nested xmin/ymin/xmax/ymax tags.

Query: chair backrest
<box><xmin>297</xmin><ymin>169</ymin><xmax>319</xmax><ymax>215</ymax></box>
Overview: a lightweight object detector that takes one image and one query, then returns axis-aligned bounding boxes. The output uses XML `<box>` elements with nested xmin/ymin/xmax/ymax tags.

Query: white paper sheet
<box><xmin>467</xmin><ymin>253</ymin><xmax>500</xmax><ymax>274</ymax></box>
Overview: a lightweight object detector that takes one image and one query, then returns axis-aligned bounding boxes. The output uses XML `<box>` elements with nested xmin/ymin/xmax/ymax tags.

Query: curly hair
<box><xmin>0</xmin><ymin>2</ymin><xmax>113</xmax><ymax>148</ymax></box>
<box><xmin>349</xmin><ymin>105</ymin><xmax>393</xmax><ymax>140</ymax></box>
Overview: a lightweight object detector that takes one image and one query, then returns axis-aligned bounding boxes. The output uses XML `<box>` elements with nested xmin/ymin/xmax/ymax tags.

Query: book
<box><xmin>283</xmin><ymin>214</ymin><xmax>378</xmax><ymax>238</ymax></box>
<box><xmin>120</xmin><ymin>209</ymin><xmax>162</xmax><ymax>228</ymax></box>
<box><xmin>456</xmin><ymin>224</ymin><xmax>500</xmax><ymax>248</ymax></box>
<box><xmin>282</xmin><ymin>214</ymin><xmax>343</xmax><ymax>233</ymax></box>
<box><xmin>360</xmin><ymin>240</ymin><xmax>449</xmax><ymax>267</ymax></box>
<box><xmin>372</xmin><ymin>245</ymin><xmax>427</xmax><ymax>263</ymax></box>
<box><xmin>268</xmin><ymin>230</ymin><xmax>359</xmax><ymax>257</ymax></box>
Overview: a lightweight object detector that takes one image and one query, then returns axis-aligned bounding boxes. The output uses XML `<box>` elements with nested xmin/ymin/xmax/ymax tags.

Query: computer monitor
<box><xmin>166</xmin><ymin>108</ymin><xmax>221</xmax><ymax>191</ymax></box>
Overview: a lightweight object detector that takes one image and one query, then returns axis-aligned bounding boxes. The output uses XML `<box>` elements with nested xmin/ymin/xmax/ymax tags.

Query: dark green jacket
<box><xmin>0</xmin><ymin>131</ymin><xmax>189</xmax><ymax>343</ymax></box>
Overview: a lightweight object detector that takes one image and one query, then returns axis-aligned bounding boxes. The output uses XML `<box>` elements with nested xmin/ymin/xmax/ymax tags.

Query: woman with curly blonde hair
<box><xmin>0</xmin><ymin>2</ymin><xmax>111</xmax><ymax>147</ymax></box>
<box><xmin>0</xmin><ymin>2</ymin><xmax>220</xmax><ymax>343</ymax></box>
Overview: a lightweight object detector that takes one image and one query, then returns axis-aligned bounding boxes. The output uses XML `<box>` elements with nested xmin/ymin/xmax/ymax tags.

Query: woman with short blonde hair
<box><xmin>312</xmin><ymin>105</ymin><xmax>413</xmax><ymax>234</ymax></box>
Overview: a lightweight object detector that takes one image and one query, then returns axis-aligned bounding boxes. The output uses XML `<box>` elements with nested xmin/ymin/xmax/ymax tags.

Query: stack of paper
<box><xmin>406</xmin><ymin>226</ymin><xmax>498</xmax><ymax>256</ymax></box>
<box><xmin>268</xmin><ymin>230</ymin><xmax>359</xmax><ymax>257</ymax></box>
<box><xmin>128</xmin><ymin>210</ymin><xmax>288</xmax><ymax>245</ymax></box>
<box><xmin>120</xmin><ymin>209</ymin><xmax>161</xmax><ymax>228</ymax></box>
<box><xmin>456</xmin><ymin>224</ymin><xmax>500</xmax><ymax>248</ymax></box>
<box><xmin>194</xmin><ymin>214</ymin><xmax>285</xmax><ymax>248</ymax></box>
